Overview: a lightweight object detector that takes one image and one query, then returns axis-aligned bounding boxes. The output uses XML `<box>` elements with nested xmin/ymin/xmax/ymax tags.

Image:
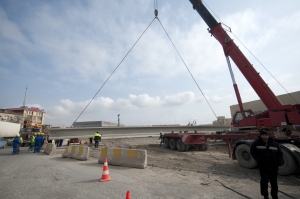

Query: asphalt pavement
<box><xmin>0</xmin><ymin>146</ymin><xmax>299</xmax><ymax>199</ymax></box>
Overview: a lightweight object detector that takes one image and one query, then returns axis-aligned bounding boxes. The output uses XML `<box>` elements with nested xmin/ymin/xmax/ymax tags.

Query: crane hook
<box><xmin>154</xmin><ymin>9</ymin><xmax>158</xmax><ymax>17</ymax></box>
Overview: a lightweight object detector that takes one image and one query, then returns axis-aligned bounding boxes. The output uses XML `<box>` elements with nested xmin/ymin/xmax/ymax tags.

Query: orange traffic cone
<box><xmin>126</xmin><ymin>190</ymin><xmax>131</xmax><ymax>199</ymax></box>
<box><xmin>99</xmin><ymin>157</ymin><xmax>111</xmax><ymax>182</ymax></box>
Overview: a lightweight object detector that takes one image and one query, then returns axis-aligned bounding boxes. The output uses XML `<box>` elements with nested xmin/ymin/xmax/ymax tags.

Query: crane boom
<box><xmin>189</xmin><ymin>0</ymin><xmax>282</xmax><ymax>110</ymax></box>
<box><xmin>189</xmin><ymin>0</ymin><xmax>300</xmax><ymax>130</ymax></box>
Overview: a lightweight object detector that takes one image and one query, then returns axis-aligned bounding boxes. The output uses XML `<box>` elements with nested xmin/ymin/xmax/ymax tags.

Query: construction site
<box><xmin>1</xmin><ymin>0</ymin><xmax>300</xmax><ymax>198</ymax></box>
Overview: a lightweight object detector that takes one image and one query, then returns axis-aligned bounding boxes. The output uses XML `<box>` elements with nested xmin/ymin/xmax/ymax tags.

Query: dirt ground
<box><xmin>89</xmin><ymin>137</ymin><xmax>300</xmax><ymax>179</ymax></box>
<box><xmin>75</xmin><ymin>137</ymin><xmax>300</xmax><ymax>198</ymax></box>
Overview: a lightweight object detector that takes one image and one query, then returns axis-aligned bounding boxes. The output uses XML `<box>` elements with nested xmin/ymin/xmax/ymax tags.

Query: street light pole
<box><xmin>117</xmin><ymin>114</ymin><xmax>120</xmax><ymax>126</ymax></box>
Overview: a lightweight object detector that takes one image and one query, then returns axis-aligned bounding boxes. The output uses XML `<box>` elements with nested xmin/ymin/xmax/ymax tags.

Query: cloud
<box><xmin>211</xmin><ymin>95</ymin><xmax>233</xmax><ymax>103</ymax></box>
<box><xmin>129</xmin><ymin>94</ymin><xmax>161</xmax><ymax>108</ymax></box>
<box><xmin>164</xmin><ymin>92</ymin><xmax>195</xmax><ymax>106</ymax></box>
<box><xmin>1</xmin><ymin>1</ymin><xmax>300</xmax><ymax>127</ymax></box>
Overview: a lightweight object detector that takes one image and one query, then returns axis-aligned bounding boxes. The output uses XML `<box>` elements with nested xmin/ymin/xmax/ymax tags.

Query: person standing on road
<box><xmin>94</xmin><ymin>132</ymin><xmax>101</xmax><ymax>148</ymax></box>
<box><xmin>12</xmin><ymin>135</ymin><xmax>21</xmax><ymax>155</ymax></box>
<box><xmin>28</xmin><ymin>133</ymin><xmax>36</xmax><ymax>151</ymax></box>
<box><xmin>34</xmin><ymin>133</ymin><xmax>42</xmax><ymax>153</ymax></box>
<box><xmin>158</xmin><ymin>132</ymin><xmax>163</xmax><ymax>147</ymax></box>
<box><xmin>12</xmin><ymin>135</ymin><xmax>23</xmax><ymax>153</ymax></box>
<box><xmin>250</xmin><ymin>130</ymin><xmax>283</xmax><ymax>199</ymax></box>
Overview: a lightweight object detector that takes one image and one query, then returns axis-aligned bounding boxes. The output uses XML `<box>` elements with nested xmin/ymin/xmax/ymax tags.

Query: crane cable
<box><xmin>154</xmin><ymin>0</ymin><xmax>158</xmax><ymax>16</ymax></box>
<box><xmin>155</xmin><ymin>17</ymin><xmax>220</xmax><ymax>122</ymax></box>
<box><xmin>71</xmin><ymin>17</ymin><xmax>157</xmax><ymax>127</ymax></box>
<box><xmin>202</xmin><ymin>0</ymin><xmax>299</xmax><ymax>104</ymax></box>
<box><xmin>72</xmin><ymin>2</ymin><xmax>221</xmax><ymax>126</ymax></box>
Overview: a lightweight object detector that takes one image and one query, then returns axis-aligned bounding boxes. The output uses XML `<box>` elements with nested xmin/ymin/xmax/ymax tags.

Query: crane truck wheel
<box><xmin>278</xmin><ymin>148</ymin><xmax>298</xmax><ymax>176</ymax></box>
<box><xmin>197</xmin><ymin>144</ymin><xmax>209</xmax><ymax>151</ymax></box>
<box><xmin>235</xmin><ymin>144</ymin><xmax>257</xmax><ymax>169</ymax></box>
<box><xmin>163</xmin><ymin>138</ymin><xmax>170</xmax><ymax>148</ymax></box>
<box><xmin>176</xmin><ymin>139</ymin><xmax>186</xmax><ymax>152</ymax></box>
<box><xmin>169</xmin><ymin>138</ymin><xmax>177</xmax><ymax>150</ymax></box>
<box><xmin>185</xmin><ymin>145</ymin><xmax>190</xmax><ymax>151</ymax></box>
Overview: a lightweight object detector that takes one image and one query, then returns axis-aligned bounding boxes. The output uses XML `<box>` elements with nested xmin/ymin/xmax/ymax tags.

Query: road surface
<box><xmin>0</xmin><ymin>137</ymin><xmax>299</xmax><ymax>199</ymax></box>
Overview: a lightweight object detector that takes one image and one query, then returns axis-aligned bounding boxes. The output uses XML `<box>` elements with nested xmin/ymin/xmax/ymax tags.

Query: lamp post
<box><xmin>117</xmin><ymin>114</ymin><xmax>120</xmax><ymax>126</ymax></box>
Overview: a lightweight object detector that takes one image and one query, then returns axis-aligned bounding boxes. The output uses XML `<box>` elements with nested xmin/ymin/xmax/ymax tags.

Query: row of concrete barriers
<box><xmin>59</xmin><ymin>145</ymin><xmax>147</xmax><ymax>168</ymax></box>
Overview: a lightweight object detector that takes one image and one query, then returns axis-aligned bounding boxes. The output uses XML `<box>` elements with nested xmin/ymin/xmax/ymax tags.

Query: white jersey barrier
<box><xmin>98</xmin><ymin>147</ymin><xmax>147</xmax><ymax>169</ymax></box>
<box><xmin>44</xmin><ymin>143</ymin><xmax>56</xmax><ymax>155</ymax></box>
<box><xmin>62</xmin><ymin>145</ymin><xmax>90</xmax><ymax>161</ymax></box>
<box><xmin>41</xmin><ymin>142</ymin><xmax>47</xmax><ymax>150</ymax></box>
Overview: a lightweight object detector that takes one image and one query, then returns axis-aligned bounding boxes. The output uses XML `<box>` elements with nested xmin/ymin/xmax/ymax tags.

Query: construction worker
<box><xmin>12</xmin><ymin>135</ymin><xmax>21</xmax><ymax>155</ymax></box>
<box><xmin>28</xmin><ymin>133</ymin><xmax>36</xmax><ymax>151</ymax></box>
<box><xmin>41</xmin><ymin>132</ymin><xmax>46</xmax><ymax>144</ymax></box>
<box><xmin>12</xmin><ymin>135</ymin><xmax>23</xmax><ymax>153</ymax></box>
<box><xmin>94</xmin><ymin>132</ymin><xmax>101</xmax><ymax>148</ymax></box>
<box><xmin>250</xmin><ymin>130</ymin><xmax>283</xmax><ymax>199</ymax></box>
<box><xmin>158</xmin><ymin>132</ymin><xmax>163</xmax><ymax>147</ymax></box>
<box><xmin>34</xmin><ymin>132</ymin><xmax>42</xmax><ymax>153</ymax></box>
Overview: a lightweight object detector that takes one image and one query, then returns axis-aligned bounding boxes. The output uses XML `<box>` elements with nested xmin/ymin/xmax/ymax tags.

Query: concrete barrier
<box><xmin>71</xmin><ymin>146</ymin><xmax>90</xmax><ymax>161</ymax></box>
<box><xmin>62</xmin><ymin>145</ymin><xmax>90</xmax><ymax>161</ymax></box>
<box><xmin>98</xmin><ymin>147</ymin><xmax>147</xmax><ymax>169</ymax></box>
<box><xmin>41</xmin><ymin>141</ymin><xmax>48</xmax><ymax>150</ymax></box>
<box><xmin>62</xmin><ymin>145</ymin><xmax>76</xmax><ymax>158</ymax></box>
<box><xmin>62</xmin><ymin>145</ymin><xmax>71</xmax><ymax>158</ymax></box>
<box><xmin>44</xmin><ymin>143</ymin><xmax>56</xmax><ymax>155</ymax></box>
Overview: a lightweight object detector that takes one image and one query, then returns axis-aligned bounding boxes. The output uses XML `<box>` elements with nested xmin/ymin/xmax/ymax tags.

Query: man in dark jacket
<box><xmin>158</xmin><ymin>132</ymin><xmax>163</xmax><ymax>146</ymax></box>
<box><xmin>250</xmin><ymin>130</ymin><xmax>283</xmax><ymax>199</ymax></box>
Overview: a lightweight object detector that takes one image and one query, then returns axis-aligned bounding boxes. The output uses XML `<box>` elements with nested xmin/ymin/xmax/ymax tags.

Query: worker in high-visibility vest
<box><xmin>93</xmin><ymin>132</ymin><xmax>101</xmax><ymax>148</ymax></box>
<box><xmin>28</xmin><ymin>133</ymin><xmax>36</xmax><ymax>151</ymax></box>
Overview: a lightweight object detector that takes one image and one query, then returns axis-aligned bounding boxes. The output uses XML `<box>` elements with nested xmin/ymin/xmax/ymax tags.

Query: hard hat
<box><xmin>41</xmin><ymin>132</ymin><xmax>44</xmax><ymax>135</ymax></box>
<box><xmin>16</xmin><ymin>134</ymin><xmax>20</xmax><ymax>137</ymax></box>
<box><xmin>34</xmin><ymin>133</ymin><xmax>37</xmax><ymax>135</ymax></box>
<box><xmin>37</xmin><ymin>132</ymin><xmax>41</xmax><ymax>135</ymax></box>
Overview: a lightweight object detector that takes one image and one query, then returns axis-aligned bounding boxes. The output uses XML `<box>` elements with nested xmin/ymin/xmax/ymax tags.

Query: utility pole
<box><xmin>117</xmin><ymin>114</ymin><xmax>120</xmax><ymax>126</ymax></box>
<box><xmin>21</xmin><ymin>86</ymin><xmax>28</xmax><ymax>128</ymax></box>
<box><xmin>23</xmin><ymin>86</ymin><xmax>28</xmax><ymax>107</ymax></box>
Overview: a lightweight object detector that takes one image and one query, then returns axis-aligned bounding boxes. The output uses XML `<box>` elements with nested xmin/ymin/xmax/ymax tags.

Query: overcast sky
<box><xmin>1</xmin><ymin>0</ymin><xmax>300</xmax><ymax>127</ymax></box>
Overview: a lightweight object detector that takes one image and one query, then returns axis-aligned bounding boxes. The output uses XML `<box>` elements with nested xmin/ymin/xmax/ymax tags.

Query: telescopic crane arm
<box><xmin>189</xmin><ymin>0</ymin><xmax>282</xmax><ymax>110</ymax></box>
<box><xmin>189</xmin><ymin>0</ymin><xmax>300</xmax><ymax>129</ymax></box>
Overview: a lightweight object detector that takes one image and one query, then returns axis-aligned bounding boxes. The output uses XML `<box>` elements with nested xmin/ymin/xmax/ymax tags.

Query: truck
<box><xmin>0</xmin><ymin>121</ymin><xmax>21</xmax><ymax>139</ymax></box>
<box><xmin>19</xmin><ymin>121</ymin><xmax>51</xmax><ymax>146</ymax></box>
<box><xmin>162</xmin><ymin>0</ymin><xmax>300</xmax><ymax>176</ymax></box>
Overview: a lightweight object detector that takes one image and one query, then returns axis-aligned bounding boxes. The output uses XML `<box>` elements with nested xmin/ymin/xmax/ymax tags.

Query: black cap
<box><xmin>260</xmin><ymin>130</ymin><xmax>269</xmax><ymax>136</ymax></box>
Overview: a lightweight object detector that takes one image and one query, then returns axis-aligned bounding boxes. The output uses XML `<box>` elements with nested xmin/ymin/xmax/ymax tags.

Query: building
<box><xmin>229</xmin><ymin>91</ymin><xmax>300</xmax><ymax>117</ymax></box>
<box><xmin>72</xmin><ymin>121</ymin><xmax>124</xmax><ymax>127</ymax></box>
<box><xmin>0</xmin><ymin>109</ymin><xmax>23</xmax><ymax>124</ymax></box>
<box><xmin>212</xmin><ymin>116</ymin><xmax>232</xmax><ymax>126</ymax></box>
<box><xmin>0</xmin><ymin>106</ymin><xmax>46</xmax><ymax>127</ymax></box>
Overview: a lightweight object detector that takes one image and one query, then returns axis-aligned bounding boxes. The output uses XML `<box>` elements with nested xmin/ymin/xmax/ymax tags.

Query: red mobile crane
<box><xmin>162</xmin><ymin>0</ymin><xmax>300</xmax><ymax>175</ymax></box>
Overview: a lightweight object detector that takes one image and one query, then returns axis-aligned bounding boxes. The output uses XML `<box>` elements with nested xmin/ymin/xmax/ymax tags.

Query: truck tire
<box><xmin>176</xmin><ymin>139</ymin><xmax>186</xmax><ymax>152</ymax></box>
<box><xmin>163</xmin><ymin>138</ymin><xmax>170</xmax><ymax>148</ymax></box>
<box><xmin>235</xmin><ymin>144</ymin><xmax>257</xmax><ymax>169</ymax></box>
<box><xmin>278</xmin><ymin>148</ymin><xmax>298</xmax><ymax>176</ymax></box>
<box><xmin>169</xmin><ymin>138</ymin><xmax>176</xmax><ymax>150</ymax></box>
<box><xmin>198</xmin><ymin>144</ymin><xmax>209</xmax><ymax>151</ymax></box>
<box><xmin>185</xmin><ymin>145</ymin><xmax>190</xmax><ymax>151</ymax></box>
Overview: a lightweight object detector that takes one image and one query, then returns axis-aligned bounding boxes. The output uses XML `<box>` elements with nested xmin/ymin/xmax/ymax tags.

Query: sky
<box><xmin>1</xmin><ymin>0</ymin><xmax>300</xmax><ymax>127</ymax></box>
